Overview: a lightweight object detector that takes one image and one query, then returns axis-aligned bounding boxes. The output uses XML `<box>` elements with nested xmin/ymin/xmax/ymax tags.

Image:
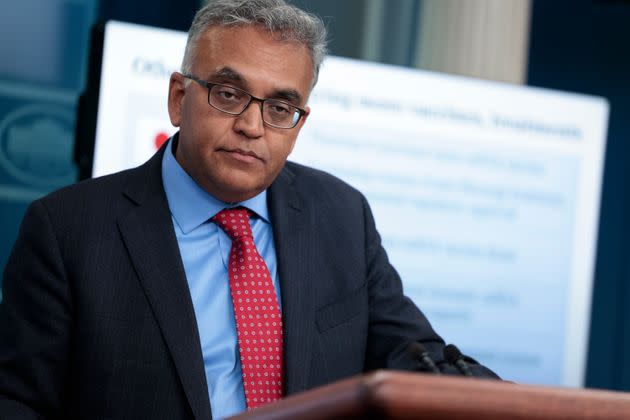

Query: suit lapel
<box><xmin>117</xmin><ymin>147</ymin><xmax>212</xmax><ymax>420</ymax></box>
<box><xmin>268</xmin><ymin>165</ymin><xmax>315</xmax><ymax>395</ymax></box>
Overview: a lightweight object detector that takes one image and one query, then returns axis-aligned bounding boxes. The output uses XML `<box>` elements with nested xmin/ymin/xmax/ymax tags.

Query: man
<box><xmin>0</xmin><ymin>0</ymin><xmax>497</xmax><ymax>418</ymax></box>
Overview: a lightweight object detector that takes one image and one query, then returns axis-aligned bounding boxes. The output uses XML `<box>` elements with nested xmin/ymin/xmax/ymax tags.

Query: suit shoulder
<box><xmin>284</xmin><ymin>161</ymin><xmax>364</xmax><ymax>200</ymax></box>
<box><xmin>41</xmin><ymin>168</ymin><xmax>136</xmax><ymax>203</ymax></box>
<box><xmin>32</xmin><ymin>166</ymin><xmax>144</xmax><ymax>222</ymax></box>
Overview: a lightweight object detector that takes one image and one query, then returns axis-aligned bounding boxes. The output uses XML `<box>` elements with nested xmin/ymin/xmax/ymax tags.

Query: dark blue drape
<box><xmin>528</xmin><ymin>0</ymin><xmax>630</xmax><ymax>391</ymax></box>
<box><xmin>98</xmin><ymin>0</ymin><xmax>198</xmax><ymax>31</ymax></box>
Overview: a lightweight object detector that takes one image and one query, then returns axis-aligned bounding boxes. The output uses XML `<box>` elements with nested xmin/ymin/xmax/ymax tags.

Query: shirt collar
<box><xmin>161</xmin><ymin>135</ymin><xmax>270</xmax><ymax>234</ymax></box>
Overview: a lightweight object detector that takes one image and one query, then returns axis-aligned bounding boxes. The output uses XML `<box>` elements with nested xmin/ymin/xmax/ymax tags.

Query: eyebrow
<box><xmin>210</xmin><ymin>67</ymin><xmax>246</xmax><ymax>84</ymax></box>
<box><xmin>272</xmin><ymin>89</ymin><xmax>303</xmax><ymax>105</ymax></box>
<box><xmin>208</xmin><ymin>66</ymin><xmax>304</xmax><ymax>105</ymax></box>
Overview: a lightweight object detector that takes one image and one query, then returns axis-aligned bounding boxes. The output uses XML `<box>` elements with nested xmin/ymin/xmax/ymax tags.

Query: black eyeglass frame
<box><xmin>182</xmin><ymin>73</ymin><xmax>307</xmax><ymax>129</ymax></box>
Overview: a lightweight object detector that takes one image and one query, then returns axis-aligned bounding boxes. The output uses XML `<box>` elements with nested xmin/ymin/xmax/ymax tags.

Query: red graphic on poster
<box><xmin>154</xmin><ymin>132</ymin><xmax>170</xmax><ymax>149</ymax></box>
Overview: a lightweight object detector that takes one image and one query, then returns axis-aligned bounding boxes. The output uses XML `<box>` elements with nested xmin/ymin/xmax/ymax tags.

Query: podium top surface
<box><xmin>229</xmin><ymin>370</ymin><xmax>630</xmax><ymax>420</ymax></box>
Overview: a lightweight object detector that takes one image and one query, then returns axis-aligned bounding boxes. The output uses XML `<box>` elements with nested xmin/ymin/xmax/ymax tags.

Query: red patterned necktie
<box><xmin>212</xmin><ymin>208</ymin><xmax>284</xmax><ymax>409</ymax></box>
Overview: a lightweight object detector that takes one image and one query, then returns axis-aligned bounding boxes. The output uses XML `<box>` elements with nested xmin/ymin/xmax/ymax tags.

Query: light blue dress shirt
<box><xmin>161</xmin><ymin>139</ymin><xmax>282</xmax><ymax>419</ymax></box>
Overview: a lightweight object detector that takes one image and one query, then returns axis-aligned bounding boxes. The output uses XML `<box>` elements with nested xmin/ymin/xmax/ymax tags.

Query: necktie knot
<box><xmin>212</xmin><ymin>208</ymin><xmax>253</xmax><ymax>241</ymax></box>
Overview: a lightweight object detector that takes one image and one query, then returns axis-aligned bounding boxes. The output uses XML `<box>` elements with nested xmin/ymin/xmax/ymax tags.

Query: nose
<box><xmin>233</xmin><ymin>99</ymin><xmax>265</xmax><ymax>138</ymax></box>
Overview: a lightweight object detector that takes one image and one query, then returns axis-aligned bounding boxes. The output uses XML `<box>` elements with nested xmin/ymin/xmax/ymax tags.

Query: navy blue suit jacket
<box><xmin>0</xmin><ymin>145</ymin><xmax>497</xmax><ymax>419</ymax></box>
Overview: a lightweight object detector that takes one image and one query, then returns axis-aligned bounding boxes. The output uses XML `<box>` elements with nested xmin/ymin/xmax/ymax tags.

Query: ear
<box><xmin>301</xmin><ymin>105</ymin><xmax>311</xmax><ymax>123</ymax></box>
<box><xmin>168</xmin><ymin>72</ymin><xmax>186</xmax><ymax>127</ymax></box>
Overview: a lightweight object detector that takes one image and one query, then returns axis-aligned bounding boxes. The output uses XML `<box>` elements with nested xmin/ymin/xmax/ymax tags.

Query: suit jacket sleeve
<box><xmin>0</xmin><ymin>199</ymin><xmax>72</xmax><ymax>418</ymax></box>
<box><xmin>360</xmin><ymin>194</ymin><xmax>498</xmax><ymax>378</ymax></box>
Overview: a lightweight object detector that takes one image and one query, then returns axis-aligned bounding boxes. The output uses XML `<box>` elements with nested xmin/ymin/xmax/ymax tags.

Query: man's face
<box><xmin>168</xmin><ymin>25</ymin><xmax>313</xmax><ymax>202</ymax></box>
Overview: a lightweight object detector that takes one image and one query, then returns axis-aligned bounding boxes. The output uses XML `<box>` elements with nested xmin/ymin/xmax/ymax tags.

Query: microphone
<box><xmin>408</xmin><ymin>342</ymin><xmax>440</xmax><ymax>374</ymax></box>
<box><xmin>444</xmin><ymin>344</ymin><xmax>473</xmax><ymax>377</ymax></box>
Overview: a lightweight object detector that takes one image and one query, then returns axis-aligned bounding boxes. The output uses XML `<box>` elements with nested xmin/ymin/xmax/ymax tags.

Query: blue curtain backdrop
<box><xmin>0</xmin><ymin>0</ymin><xmax>199</xmax><ymax>296</ymax></box>
<box><xmin>0</xmin><ymin>0</ymin><xmax>98</xmax><ymax>283</ymax></box>
<box><xmin>528</xmin><ymin>0</ymin><xmax>630</xmax><ymax>391</ymax></box>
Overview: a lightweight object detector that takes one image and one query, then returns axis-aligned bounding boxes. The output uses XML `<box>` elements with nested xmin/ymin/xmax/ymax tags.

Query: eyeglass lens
<box><xmin>208</xmin><ymin>84</ymin><xmax>300</xmax><ymax>128</ymax></box>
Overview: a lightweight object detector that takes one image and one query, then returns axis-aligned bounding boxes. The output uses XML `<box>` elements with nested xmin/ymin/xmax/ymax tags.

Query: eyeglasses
<box><xmin>183</xmin><ymin>74</ymin><xmax>307</xmax><ymax>129</ymax></box>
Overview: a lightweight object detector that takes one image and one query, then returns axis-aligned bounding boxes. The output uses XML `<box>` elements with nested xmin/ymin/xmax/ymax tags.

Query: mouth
<box><xmin>220</xmin><ymin>148</ymin><xmax>264</xmax><ymax>164</ymax></box>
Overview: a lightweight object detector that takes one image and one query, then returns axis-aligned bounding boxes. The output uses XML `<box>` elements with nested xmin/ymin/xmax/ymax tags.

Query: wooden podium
<box><xmin>229</xmin><ymin>371</ymin><xmax>630</xmax><ymax>419</ymax></box>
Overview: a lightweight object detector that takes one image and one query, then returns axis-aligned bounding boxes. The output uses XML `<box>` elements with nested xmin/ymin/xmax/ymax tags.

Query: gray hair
<box><xmin>181</xmin><ymin>0</ymin><xmax>328</xmax><ymax>88</ymax></box>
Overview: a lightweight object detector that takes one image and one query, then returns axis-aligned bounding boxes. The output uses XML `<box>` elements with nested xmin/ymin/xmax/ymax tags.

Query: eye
<box><xmin>217</xmin><ymin>88</ymin><xmax>239</xmax><ymax>101</ymax></box>
<box><xmin>267</xmin><ymin>102</ymin><xmax>291</xmax><ymax>115</ymax></box>
<box><xmin>212</xmin><ymin>85</ymin><xmax>244</xmax><ymax>103</ymax></box>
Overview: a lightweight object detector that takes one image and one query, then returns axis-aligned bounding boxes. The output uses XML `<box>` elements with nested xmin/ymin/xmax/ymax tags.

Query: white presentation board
<box><xmin>90</xmin><ymin>21</ymin><xmax>609</xmax><ymax>387</ymax></box>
